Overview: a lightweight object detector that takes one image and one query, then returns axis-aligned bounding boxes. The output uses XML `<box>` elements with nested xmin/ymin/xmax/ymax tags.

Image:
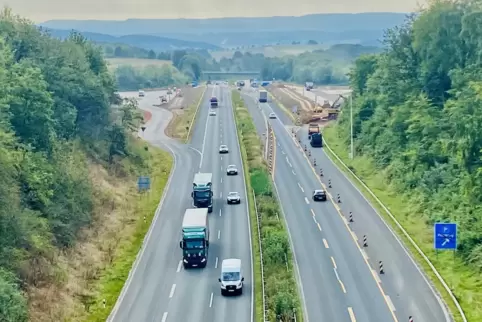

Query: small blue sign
<box><xmin>137</xmin><ymin>176</ymin><xmax>151</xmax><ymax>191</ymax></box>
<box><xmin>434</xmin><ymin>223</ymin><xmax>457</xmax><ymax>250</ymax></box>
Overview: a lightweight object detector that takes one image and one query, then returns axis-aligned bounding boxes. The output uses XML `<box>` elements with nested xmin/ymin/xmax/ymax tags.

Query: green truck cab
<box><xmin>192</xmin><ymin>173</ymin><xmax>213</xmax><ymax>213</ymax></box>
<box><xmin>180</xmin><ymin>208</ymin><xmax>210</xmax><ymax>268</ymax></box>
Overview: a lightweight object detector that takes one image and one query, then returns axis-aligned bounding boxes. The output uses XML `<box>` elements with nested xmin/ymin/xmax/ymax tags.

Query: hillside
<box><xmin>326</xmin><ymin>2</ymin><xmax>482</xmax><ymax>320</ymax></box>
<box><xmin>42</xmin><ymin>28</ymin><xmax>220</xmax><ymax>51</ymax></box>
<box><xmin>40</xmin><ymin>13</ymin><xmax>408</xmax><ymax>46</ymax></box>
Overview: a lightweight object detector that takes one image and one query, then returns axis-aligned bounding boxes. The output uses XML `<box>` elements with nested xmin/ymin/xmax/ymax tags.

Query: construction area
<box><xmin>266</xmin><ymin>83</ymin><xmax>351</xmax><ymax>127</ymax></box>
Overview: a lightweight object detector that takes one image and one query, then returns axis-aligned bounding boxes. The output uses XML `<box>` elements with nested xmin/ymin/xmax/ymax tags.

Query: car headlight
<box><xmin>187</xmin><ymin>253</ymin><xmax>190</xmax><ymax>257</ymax></box>
<box><xmin>237</xmin><ymin>282</ymin><xmax>243</xmax><ymax>288</ymax></box>
<box><xmin>198</xmin><ymin>252</ymin><xmax>202</xmax><ymax>256</ymax></box>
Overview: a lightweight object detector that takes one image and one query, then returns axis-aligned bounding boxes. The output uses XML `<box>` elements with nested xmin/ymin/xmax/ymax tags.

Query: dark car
<box><xmin>312</xmin><ymin>189</ymin><xmax>327</xmax><ymax>202</ymax></box>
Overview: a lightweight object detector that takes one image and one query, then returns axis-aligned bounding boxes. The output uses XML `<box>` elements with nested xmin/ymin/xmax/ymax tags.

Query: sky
<box><xmin>0</xmin><ymin>0</ymin><xmax>426</xmax><ymax>22</ymax></box>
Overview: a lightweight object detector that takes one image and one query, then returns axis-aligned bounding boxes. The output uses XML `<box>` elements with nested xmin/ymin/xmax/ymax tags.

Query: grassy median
<box><xmin>232</xmin><ymin>90</ymin><xmax>303</xmax><ymax>322</ymax></box>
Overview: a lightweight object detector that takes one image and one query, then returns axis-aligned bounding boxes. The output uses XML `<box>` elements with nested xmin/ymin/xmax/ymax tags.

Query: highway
<box><xmin>109</xmin><ymin>85</ymin><xmax>253</xmax><ymax>322</ymax></box>
<box><xmin>240</xmin><ymin>86</ymin><xmax>450</xmax><ymax>322</ymax></box>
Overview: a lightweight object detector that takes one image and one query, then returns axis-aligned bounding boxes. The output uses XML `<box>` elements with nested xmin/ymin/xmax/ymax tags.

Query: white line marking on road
<box><xmin>286</xmin><ymin>157</ymin><xmax>292</xmax><ymax>167</ymax></box>
<box><xmin>220</xmin><ymin>192</ymin><xmax>222</xmax><ymax>198</ymax></box>
<box><xmin>221</xmin><ymin>166</ymin><xmax>223</xmax><ymax>171</ymax></box>
<box><xmin>323</xmin><ymin>238</ymin><xmax>329</xmax><ymax>248</ymax></box>
<box><xmin>348</xmin><ymin>307</ymin><xmax>356</xmax><ymax>322</ymax></box>
<box><xmin>372</xmin><ymin>269</ymin><xmax>382</xmax><ymax>283</ymax></box>
<box><xmin>312</xmin><ymin>216</ymin><xmax>317</xmax><ymax>224</ymax></box>
<box><xmin>311</xmin><ymin>209</ymin><xmax>316</xmax><ymax>216</ymax></box>
<box><xmin>219</xmin><ymin>209</ymin><xmax>222</xmax><ymax>217</ymax></box>
<box><xmin>218</xmin><ymin>230</ymin><xmax>221</xmax><ymax>239</ymax></box>
<box><xmin>360</xmin><ymin>249</ymin><xmax>369</xmax><ymax>260</ymax></box>
<box><xmin>277</xmin><ymin>142</ymin><xmax>280</xmax><ymax>147</ymax></box>
<box><xmin>282</xmin><ymin>150</ymin><xmax>285</xmax><ymax>155</ymax></box>
<box><xmin>351</xmin><ymin>231</ymin><xmax>358</xmax><ymax>241</ymax></box>
<box><xmin>385</xmin><ymin>295</ymin><xmax>396</xmax><ymax>312</ymax></box>
<box><xmin>169</xmin><ymin>284</ymin><xmax>176</xmax><ymax>298</ymax></box>
<box><xmin>304</xmin><ymin>197</ymin><xmax>309</xmax><ymax>204</ymax></box>
<box><xmin>331</xmin><ymin>256</ymin><xmax>337</xmax><ymax>269</ymax></box>
<box><xmin>176</xmin><ymin>260</ymin><xmax>182</xmax><ymax>273</ymax></box>
<box><xmin>298</xmin><ymin>182</ymin><xmax>304</xmax><ymax>192</ymax></box>
<box><xmin>189</xmin><ymin>146</ymin><xmax>202</xmax><ymax>156</ymax></box>
<box><xmin>317</xmin><ymin>223</ymin><xmax>322</xmax><ymax>231</ymax></box>
<box><xmin>220</xmin><ymin>177</ymin><xmax>223</xmax><ymax>184</ymax></box>
<box><xmin>209</xmin><ymin>292</ymin><xmax>214</xmax><ymax>307</ymax></box>
<box><xmin>215</xmin><ymin>257</ymin><xmax>218</xmax><ymax>269</ymax></box>
<box><xmin>221</xmin><ymin>156</ymin><xmax>222</xmax><ymax>161</ymax></box>
<box><xmin>161</xmin><ymin>312</ymin><xmax>168</xmax><ymax>322</ymax></box>
<box><xmin>292</xmin><ymin>170</ymin><xmax>296</xmax><ymax>175</ymax></box>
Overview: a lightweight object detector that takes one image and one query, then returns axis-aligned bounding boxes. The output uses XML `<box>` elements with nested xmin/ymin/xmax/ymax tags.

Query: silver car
<box><xmin>226</xmin><ymin>165</ymin><xmax>238</xmax><ymax>175</ymax></box>
<box><xmin>227</xmin><ymin>192</ymin><xmax>241</xmax><ymax>204</ymax></box>
<box><xmin>269</xmin><ymin>112</ymin><xmax>276</xmax><ymax>119</ymax></box>
<box><xmin>209</xmin><ymin>110</ymin><xmax>216</xmax><ymax>116</ymax></box>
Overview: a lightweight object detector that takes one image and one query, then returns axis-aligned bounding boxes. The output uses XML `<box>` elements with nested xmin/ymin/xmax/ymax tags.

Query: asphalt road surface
<box><xmin>240</xmin><ymin>86</ymin><xmax>450</xmax><ymax>322</ymax></box>
<box><xmin>109</xmin><ymin>85</ymin><xmax>253</xmax><ymax>322</ymax></box>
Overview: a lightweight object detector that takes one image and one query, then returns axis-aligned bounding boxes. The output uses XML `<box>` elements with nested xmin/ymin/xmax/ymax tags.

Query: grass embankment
<box><xmin>322</xmin><ymin>125</ymin><xmax>479</xmax><ymax>322</ymax></box>
<box><xmin>83</xmin><ymin>141</ymin><xmax>173</xmax><ymax>322</ymax></box>
<box><xmin>164</xmin><ymin>86</ymin><xmax>207</xmax><ymax>142</ymax></box>
<box><xmin>232</xmin><ymin>90</ymin><xmax>303</xmax><ymax>322</ymax></box>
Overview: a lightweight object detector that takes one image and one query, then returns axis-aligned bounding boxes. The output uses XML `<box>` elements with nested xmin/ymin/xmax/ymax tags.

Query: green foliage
<box><xmin>100</xmin><ymin>42</ymin><xmax>171</xmax><ymax>60</ymax></box>
<box><xmin>113</xmin><ymin>64</ymin><xmax>189</xmax><ymax>90</ymax></box>
<box><xmin>0</xmin><ymin>8</ymin><xmax>152</xmax><ymax>318</ymax></box>
<box><xmin>232</xmin><ymin>91</ymin><xmax>302</xmax><ymax>322</ymax></box>
<box><xmin>330</xmin><ymin>1</ymin><xmax>482</xmax><ymax>319</ymax></box>
<box><xmin>260</xmin><ymin>44</ymin><xmax>381</xmax><ymax>84</ymax></box>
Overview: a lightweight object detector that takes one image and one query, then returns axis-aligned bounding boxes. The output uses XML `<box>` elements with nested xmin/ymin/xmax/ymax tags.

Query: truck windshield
<box><xmin>222</xmin><ymin>272</ymin><xmax>240</xmax><ymax>281</ymax></box>
<box><xmin>194</xmin><ymin>191</ymin><xmax>210</xmax><ymax>198</ymax></box>
<box><xmin>185</xmin><ymin>239</ymin><xmax>205</xmax><ymax>249</ymax></box>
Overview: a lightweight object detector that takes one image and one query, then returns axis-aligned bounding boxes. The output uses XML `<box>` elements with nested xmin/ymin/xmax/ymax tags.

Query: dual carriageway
<box><xmin>110</xmin><ymin>83</ymin><xmax>450</xmax><ymax>322</ymax></box>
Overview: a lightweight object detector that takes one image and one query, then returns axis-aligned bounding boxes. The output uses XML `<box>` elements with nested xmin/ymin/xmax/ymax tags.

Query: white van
<box><xmin>219</xmin><ymin>258</ymin><xmax>244</xmax><ymax>295</ymax></box>
<box><xmin>138</xmin><ymin>90</ymin><xmax>145</xmax><ymax>97</ymax></box>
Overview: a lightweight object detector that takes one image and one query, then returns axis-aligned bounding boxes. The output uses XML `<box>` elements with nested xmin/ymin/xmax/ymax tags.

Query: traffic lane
<box><xmin>240</xmin><ymin>91</ymin><xmax>267</xmax><ymax>137</ymax></box>
<box><xmin>274</xmin><ymin>148</ymin><xmax>351</xmax><ymax>322</ymax></box>
<box><xmin>165</xmin><ymin>87</ymin><xmax>223</xmax><ymax>322</ymax></box>
<box><xmin>212</xmin><ymin>88</ymin><xmax>252</xmax><ymax>322</ymax></box>
<box><xmin>270</xmin><ymin>117</ymin><xmax>397</xmax><ymax>322</ymax></box>
<box><xmin>190</xmin><ymin>85</ymin><xmax>215</xmax><ymax>161</ymax></box>
<box><xmin>299</xmin><ymin>130</ymin><xmax>448</xmax><ymax>321</ymax></box>
<box><xmin>111</xmin><ymin>117</ymin><xmax>199</xmax><ymax>321</ymax></box>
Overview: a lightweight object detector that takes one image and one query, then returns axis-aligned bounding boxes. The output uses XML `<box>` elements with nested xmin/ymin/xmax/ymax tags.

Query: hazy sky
<box><xmin>0</xmin><ymin>0</ymin><xmax>425</xmax><ymax>22</ymax></box>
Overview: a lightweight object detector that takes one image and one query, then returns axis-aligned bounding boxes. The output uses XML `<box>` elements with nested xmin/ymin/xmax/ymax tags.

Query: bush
<box><xmin>232</xmin><ymin>90</ymin><xmax>302</xmax><ymax>321</ymax></box>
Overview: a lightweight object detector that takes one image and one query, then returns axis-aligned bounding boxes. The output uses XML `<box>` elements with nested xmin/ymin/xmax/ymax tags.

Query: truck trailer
<box><xmin>180</xmin><ymin>208</ymin><xmax>209</xmax><ymax>268</ymax></box>
<box><xmin>259</xmin><ymin>90</ymin><xmax>268</xmax><ymax>103</ymax></box>
<box><xmin>192</xmin><ymin>173</ymin><xmax>213</xmax><ymax>213</ymax></box>
<box><xmin>308</xmin><ymin>123</ymin><xmax>320</xmax><ymax>139</ymax></box>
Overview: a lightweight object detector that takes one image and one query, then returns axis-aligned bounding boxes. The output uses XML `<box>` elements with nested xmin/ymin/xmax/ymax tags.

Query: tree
<box><xmin>148</xmin><ymin>49</ymin><xmax>156</xmax><ymax>59</ymax></box>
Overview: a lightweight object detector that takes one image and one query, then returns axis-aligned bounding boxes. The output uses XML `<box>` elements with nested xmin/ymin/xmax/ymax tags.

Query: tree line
<box><xmin>0</xmin><ymin>9</ymin><xmax>146</xmax><ymax>320</ymax></box>
<box><xmin>334</xmin><ymin>0</ymin><xmax>482</xmax><ymax>318</ymax></box>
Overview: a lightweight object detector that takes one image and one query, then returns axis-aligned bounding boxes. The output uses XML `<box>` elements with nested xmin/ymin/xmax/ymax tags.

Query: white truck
<box><xmin>259</xmin><ymin>90</ymin><xmax>268</xmax><ymax>103</ymax></box>
<box><xmin>180</xmin><ymin>208</ymin><xmax>210</xmax><ymax>268</ymax></box>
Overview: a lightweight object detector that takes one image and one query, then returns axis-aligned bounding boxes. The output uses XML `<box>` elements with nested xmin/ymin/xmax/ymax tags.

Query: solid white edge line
<box><xmin>232</xmin><ymin>88</ymin><xmax>255</xmax><ymax>322</ymax></box>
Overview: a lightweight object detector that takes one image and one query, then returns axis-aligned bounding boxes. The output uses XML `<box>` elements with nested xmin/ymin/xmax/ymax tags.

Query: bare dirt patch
<box><xmin>164</xmin><ymin>86</ymin><xmax>206</xmax><ymax>141</ymax></box>
<box><xmin>143</xmin><ymin>110</ymin><xmax>152</xmax><ymax>123</ymax></box>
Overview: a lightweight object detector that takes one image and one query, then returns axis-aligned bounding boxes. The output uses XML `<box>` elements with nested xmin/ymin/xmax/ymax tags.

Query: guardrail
<box><xmin>252</xmin><ymin>190</ymin><xmax>268</xmax><ymax>322</ymax></box>
<box><xmin>321</xmin><ymin>140</ymin><xmax>467</xmax><ymax>322</ymax></box>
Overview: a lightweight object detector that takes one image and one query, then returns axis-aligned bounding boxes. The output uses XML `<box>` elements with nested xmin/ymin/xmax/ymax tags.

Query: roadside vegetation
<box><xmin>164</xmin><ymin>86</ymin><xmax>207</xmax><ymax>141</ymax></box>
<box><xmin>0</xmin><ymin>9</ymin><xmax>173</xmax><ymax>321</ymax></box>
<box><xmin>232</xmin><ymin>91</ymin><xmax>303</xmax><ymax>321</ymax></box>
<box><xmin>325</xmin><ymin>1</ymin><xmax>482</xmax><ymax>320</ymax></box>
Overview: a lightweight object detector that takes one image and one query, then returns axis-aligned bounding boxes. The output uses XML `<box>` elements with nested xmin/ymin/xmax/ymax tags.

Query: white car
<box><xmin>226</xmin><ymin>165</ymin><xmax>238</xmax><ymax>175</ymax></box>
<box><xmin>227</xmin><ymin>192</ymin><xmax>241</xmax><ymax>204</ymax></box>
<box><xmin>138</xmin><ymin>90</ymin><xmax>145</xmax><ymax>97</ymax></box>
<box><xmin>209</xmin><ymin>110</ymin><xmax>216</xmax><ymax>116</ymax></box>
<box><xmin>219</xmin><ymin>145</ymin><xmax>229</xmax><ymax>154</ymax></box>
<box><xmin>269</xmin><ymin>112</ymin><xmax>276</xmax><ymax>119</ymax></box>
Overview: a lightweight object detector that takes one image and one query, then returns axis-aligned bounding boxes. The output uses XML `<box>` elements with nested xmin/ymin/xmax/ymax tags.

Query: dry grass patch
<box><xmin>27</xmin><ymin>141</ymin><xmax>173</xmax><ymax>322</ymax></box>
<box><xmin>164</xmin><ymin>86</ymin><xmax>206</xmax><ymax>141</ymax></box>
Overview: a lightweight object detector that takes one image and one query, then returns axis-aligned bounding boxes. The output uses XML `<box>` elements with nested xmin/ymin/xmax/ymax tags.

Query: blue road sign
<box><xmin>434</xmin><ymin>223</ymin><xmax>457</xmax><ymax>250</ymax></box>
<box><xmin>137</xmin><ymin>176</ymin><xmax>151</xmax><ymax>191</ymax></box>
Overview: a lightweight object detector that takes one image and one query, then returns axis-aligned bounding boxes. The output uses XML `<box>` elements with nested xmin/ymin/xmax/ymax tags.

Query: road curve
<box><xmin>109</xmin><ymin>85</ymin><xmax>253</xmax><ymax>322</ymax></box>
<box><xmin>240</xmin><ymin>86</ymin><xmax>450</xmax><ymax>322</ymax></box>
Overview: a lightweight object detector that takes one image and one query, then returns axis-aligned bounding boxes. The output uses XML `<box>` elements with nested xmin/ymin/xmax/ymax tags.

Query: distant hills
<box><xmin>40</xmin><ymin>13</ymin><xmax>409</xmax><ymax>47</ymax></box>
<box><xmin>41</xmin><ymin>28</ymin><xmax>220</xmax><ymax>51</ymax></box>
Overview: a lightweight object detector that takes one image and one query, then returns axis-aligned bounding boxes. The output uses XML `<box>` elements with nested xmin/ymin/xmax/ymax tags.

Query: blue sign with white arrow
<box><xmin>434</xmin><ymin>223</ymin><xmax>457</xmax><ymax>250</ymax></box>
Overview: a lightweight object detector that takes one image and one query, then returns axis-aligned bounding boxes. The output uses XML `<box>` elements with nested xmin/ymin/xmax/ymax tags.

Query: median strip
<box><xmin>232</xmin><ymin>90</ymin><xmax>303</xmax><ymax>322</ymax></box>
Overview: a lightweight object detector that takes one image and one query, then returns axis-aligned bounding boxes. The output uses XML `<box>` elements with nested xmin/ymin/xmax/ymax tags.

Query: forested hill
<box><xmin>333</xmin><ymin>0</ymin><xmax>482</xmax><ymax>318</ymax></box>
<box><xmin>0</xmin><ymin>9</ymin><xmax>145</xmax><ymax>321</ymax></box>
